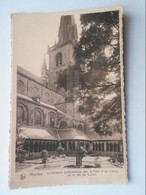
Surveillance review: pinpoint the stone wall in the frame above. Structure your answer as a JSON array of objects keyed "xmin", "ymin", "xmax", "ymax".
[{"xmin": 17, "ymin": 73, "xmax": 64, "ymax": 105}]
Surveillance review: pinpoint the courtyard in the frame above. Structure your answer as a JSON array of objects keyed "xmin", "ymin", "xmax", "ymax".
[{"xmin": 16, "ymin": 155, "xmax": 123, "ymax": 172}]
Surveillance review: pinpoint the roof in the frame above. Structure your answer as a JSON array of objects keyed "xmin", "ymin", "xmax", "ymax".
[
  {"xmin": 58, "ymin": 128, "xmax": 90, "ymax": 141},
  {"xmin": 19, "ymin": 127, "xmax": 58, "ymax": 141},
  {"xmin": 86, "ymin": 131, "xmax": 122, "ymax": 141},
  {"xmin": 42, "ymin": 58, "xmax": 47, "ymax": 70},
  {"xmin": 17, "ymin": 65, "xmax": 64, "ymax": 96}
]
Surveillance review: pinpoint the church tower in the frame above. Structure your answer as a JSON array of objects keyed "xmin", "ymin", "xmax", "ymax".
[{"xmin": 47, "ymin": 15, "xmax": 78, "ymax": 87}]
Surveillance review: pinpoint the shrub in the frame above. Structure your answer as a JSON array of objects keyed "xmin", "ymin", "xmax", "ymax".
[
  {"xmin": 41, "ymin": 150, "xmax": 48, "ymax": 164},
  {"xmin": 110, "ymin": 153, "xmax": 124, "ymax": 166},
  {"xmin": 16, "ymin": 148, "xmax": 27, "ymax": 163},
  {"xmin": 56, "ymin": 146, "xmax": 64, "ymax": 155}
]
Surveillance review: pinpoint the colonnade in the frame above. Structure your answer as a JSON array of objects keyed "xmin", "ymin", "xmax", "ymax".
[{"xmin": 24, "ymin": 139, "xmax": 123, "ymax": 153}]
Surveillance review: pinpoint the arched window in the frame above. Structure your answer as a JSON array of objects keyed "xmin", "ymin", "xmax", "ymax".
[
  {"xmin": 56, "ymin": 52, "xmax": 62, "ymax": 66},
  {"xmin": 35, "ymin": 110, "xmax": 41, "ymax": 125},
  {"xmin": 17, "ymin": 106, "xmax": 25, "ymax": 123},
  {"xmin": 34, "ymin": 108, "xmax": 44, "ymax": 126},
  {"xmin": 17, "ymin": 80, "xmax": 25, "ymax": 94},
  {"xmin": 59, "ymin": 120, "xmax": 68, "ymax": 129},
  {"xmin": 50, "ymin": 114, "xmax": 55, "ymax": 128},
  {"xmin": 17, "ymin": 103, "xmax": 28, "ymax": 124}
]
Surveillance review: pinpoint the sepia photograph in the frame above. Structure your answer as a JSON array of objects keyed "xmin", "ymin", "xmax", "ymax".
[{"xmin": 10, "ymin": 7, "xmax": 128, "ymax": 188}]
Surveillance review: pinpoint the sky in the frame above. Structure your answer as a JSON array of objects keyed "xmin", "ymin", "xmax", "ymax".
[{"xmin": 12, "ymin": 13, "xmax": 81, "ymax": 77}]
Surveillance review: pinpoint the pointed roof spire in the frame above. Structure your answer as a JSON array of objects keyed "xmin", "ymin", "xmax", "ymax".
[
  {"xmin": 42, "ymin": 58, "xmax": 47, "ymax": 70},
  {"xmin": 58, "ymin": 15, "xmax": 78, "ymax": 46}
]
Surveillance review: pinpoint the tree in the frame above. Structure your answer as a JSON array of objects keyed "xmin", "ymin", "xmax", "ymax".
[
  {"xmin": 57, "ymin": 11, "xmax": 122, "ymax": 135},
  {"xmin": 16, "ymin": 123, "xmax": 27, "ymax": 162},
  {"xmin": 41, "ymin": 149, "xmax": 48, "ymax": 166}
]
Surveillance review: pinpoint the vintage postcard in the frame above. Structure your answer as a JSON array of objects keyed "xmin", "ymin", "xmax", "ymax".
[{"xmin": 10, "ymin": 7, "xmax": 128, "ymax": 188}]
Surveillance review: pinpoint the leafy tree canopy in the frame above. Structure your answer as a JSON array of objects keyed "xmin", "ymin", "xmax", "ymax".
[{"xmin": 57, "ymin": 11, "xmax": 122, "ymax": 135}]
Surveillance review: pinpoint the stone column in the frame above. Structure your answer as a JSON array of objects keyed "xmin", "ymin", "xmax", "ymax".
[
  {"xmin": 104, "ymin": 142, "xmax": 106, "ymax": 152},
  {"xmin": 75, "ymin": 141, "xmax": 78, "ymax": 151},
  {"xmin": 120, "ymin": 143, "xmax": 123, "ymax": 152},
  {"xmin": 89, "ymin": 142, "xmax": 93, "ymax": 152},
  {"xmin": 66, "ymin": 141, "xmax": 69, "ymax": 151}
]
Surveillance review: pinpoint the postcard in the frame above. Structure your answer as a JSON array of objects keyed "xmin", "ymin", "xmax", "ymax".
[{"xmin": 10, "ymin": 7, "xmax": 128, "ymax": 188}]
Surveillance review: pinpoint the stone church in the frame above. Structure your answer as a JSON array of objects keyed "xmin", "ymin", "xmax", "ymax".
[{"xmin": 17, "ymin": 15, "xmax": 123, "ymax": 156}]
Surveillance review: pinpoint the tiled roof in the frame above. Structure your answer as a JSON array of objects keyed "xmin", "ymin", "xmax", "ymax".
[
  {"xmin": 19, "ymin": 126, "xmax": 122, "ymax": 142},
  {"xmin": 19, "ymin": 127, "xmax": 58, "ymax": 141}
]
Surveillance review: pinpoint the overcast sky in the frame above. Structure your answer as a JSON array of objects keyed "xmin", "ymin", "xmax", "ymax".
[{"xmin": 12, "ymin": 13, "xmax": 81, "ymax": 77}]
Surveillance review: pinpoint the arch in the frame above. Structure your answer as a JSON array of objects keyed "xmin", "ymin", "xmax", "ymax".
[
  {"xmin": 102, "ymin": 143, "xmax": 104, "ymax": 151},
  {"xmin": 114, "ymin": 143, "xmax": 117, "ymax": 152},
  {"xmin": 39, "ymin": 142, "xmax": 42, "ymax": 152},
  {"xmin": 33, "ymin": 108, "xmax": 44, "ymax": 127},
  {"xmin": 34, "ymin": 142, "xmax": 38, "ymax": 152},
  {"xmin": 99, "ymin": 143, "xmax": 101, "ymax": 151},
  {"xmin": 42, "ymin": 142, "xmax": 46, "ymax": 150},
  {"xmin": 53, "ymin": 143, "xmax": 56, "ymax": 151},
  {"xmin": 17, "ymin": 80, "xmax": 25, "ymax": 94},
  {"xmin": 86, "ymin": 143, "xmax": 89, "ymax": 151},
  {"xmin": 117, "ymin": 143, "xmax": 120, "ymax": 152},
  {"xmin": 69, "ymin": 141, "xmax": 74, "ymax": 151},
  {"xmin": 93, "ymin": 143, "xmax": 95, "ymax": 151},
  {"xmin": 110, "ymin": 143, "xmax": 113, "ymax": 151},
  {"xmin": 64, "ymin": 142, "xmax": 67, "ymax": 151},
  {"xmin": 106, "ymin": 143, "xmax": 109, "ymax": 151},
  {"xmin": 49, "ymin": 113, "xmax": 56, "ymax": 128},
  {"xmin": 96, "ymin": 143, "xmax": 98, "ymax": 151},
  {"xmin": 56, "ymin": 52, "xmax": 62, "ymax": 66},
  {"xmin": 30, "ymin": 141, "xmax": 33, "ymax": 153},
  {"xmin": 17, "ymin": 103, "xmax": 28, "ymax": 124},
  {"xmin": 47, "ymin": 142, "xmax": 50, "ymax": 151},
  {"xmin": 59, "ymin": 120, "xmax": 68, "ymax": 129},
  {"xmin": 50, "ymin": 143, "xmax": 52, "ymax": 151},
  {"xmin": 77, "ymin": 124, "xmax": 83, "ymax": 131}
]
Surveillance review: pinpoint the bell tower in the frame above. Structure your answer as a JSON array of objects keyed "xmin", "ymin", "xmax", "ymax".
[{"xmin": 48, "ymin": 15, "xmax": 78, "ymax": 87}]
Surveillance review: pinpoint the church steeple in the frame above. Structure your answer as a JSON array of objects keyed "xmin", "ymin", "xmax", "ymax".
[
  {"xmin": 57, "ymin": 15, "xmax": 78, "ymax": 46},
  {"xmin": 41, "ymin": 58, "xmax": 49, "ymax": 85}
]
